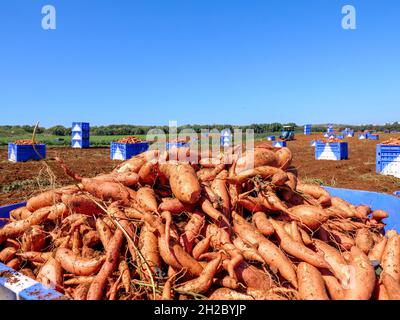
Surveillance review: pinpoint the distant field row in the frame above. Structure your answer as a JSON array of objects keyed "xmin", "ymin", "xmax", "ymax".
[{"xmin": 0, "ymin": 133, "xmax": 280, "ymax": 146}]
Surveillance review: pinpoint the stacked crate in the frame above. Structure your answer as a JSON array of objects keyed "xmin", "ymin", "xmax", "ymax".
[
  {"xmin": 220, "ymin": 130, "xmax": 232, "ymax": 147},
  {"xmin": 71, "ymin": 122, "xmax": 90, "ymax": 148},
  {"xmin": 327, "ymin": 125, "xmax": 334, "ymax": 134},
  {"xmin": 267, "ymin": 136, "xmax": 275, "ymax": 141},
  {"xmin": 304, "ymin": 124, "xmax": 311, "ymax": 135},
  {"xmin": 376, "ymin": 144, "xmax": 400, "ymax": 178}
]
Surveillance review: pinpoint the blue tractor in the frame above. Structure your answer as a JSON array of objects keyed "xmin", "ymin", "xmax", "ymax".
[{"xmin": 280, "ymin": 126, "xmax": 295, "ymax": 141}]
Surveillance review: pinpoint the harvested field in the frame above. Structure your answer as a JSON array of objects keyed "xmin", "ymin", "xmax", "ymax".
[{"xmin": 0, "ymin": 133, "xmax": 399, "ymax": 206}]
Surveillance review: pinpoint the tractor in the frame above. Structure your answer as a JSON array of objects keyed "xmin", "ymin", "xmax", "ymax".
[{"xmin": 280, "ymin": 125, "xmax": 295, "ymax": 141}]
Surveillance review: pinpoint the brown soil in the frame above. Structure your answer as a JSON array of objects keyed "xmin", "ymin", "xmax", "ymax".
[{"xmin": 0, "ymin": 134, "xmax": 399, "ymax": 206}]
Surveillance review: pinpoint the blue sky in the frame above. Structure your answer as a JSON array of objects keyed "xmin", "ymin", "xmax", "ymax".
[{"xmin": 0, "ymin": 0, "xmax": 399, "ymax": 127}]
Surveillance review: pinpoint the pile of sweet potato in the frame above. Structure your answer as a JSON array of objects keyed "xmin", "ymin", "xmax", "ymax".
[
  {"xmin": 116, "ymin": 136, "xmax": 144, "ymax": 144},
  {"xmin": 0, "ymin": 146, "xmax": 399, "ymax": 300},
  {"xmin": 12, "ymin": 140, "xmax": 42, "ymax": 145},
  {"xmin": 382, "ymin": 138, "xmax": 400, "ymax": 145}
]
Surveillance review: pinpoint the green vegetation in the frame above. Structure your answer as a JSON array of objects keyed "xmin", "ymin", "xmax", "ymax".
[{"xmin": 1, "ymin": 121, "xmax": 399, "ymax": 147}]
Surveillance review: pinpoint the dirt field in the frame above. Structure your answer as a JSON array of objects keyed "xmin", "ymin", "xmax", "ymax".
[{"xmin": 0, "ymin": 133, "xmax": 399, "ymax": 206}]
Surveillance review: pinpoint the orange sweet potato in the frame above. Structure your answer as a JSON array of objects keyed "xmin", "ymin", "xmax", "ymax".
[
  {"xmin": 297, "ymin": 262, "xmax": 329, "ymax": 300},
  {"xmin": 55, "ymin": 248, "xmax": 105, "ymax": 276}
]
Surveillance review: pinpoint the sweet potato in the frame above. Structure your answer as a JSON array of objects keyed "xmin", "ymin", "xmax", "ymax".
[
  {"xmin": 208, "ymin": 288, "xmax": 254, "ymax": 300},
  {"xmin": 330, "ymin": 197, "xmax": 357, "ymax": 218},
  {"xmin": 37, "ymin": 257, "xmax": 63, "ymax": 290},
  {"xmin": 176, "ymin": 254, "xmax": 222, "ymax": 294},
  {"xmin": 211, "ymin": 170, "xmax": 230, "ymax": 217},
  {"xmin": 55, "ymin": 248, "xmax": 105, "ymax": 276},
  {"xmin": 381, "ymin": 272, "xmax": 400, "ymax": 300},
  {"xmin": 372, "ymin": 209, "xmax": 389, "ymax": 221},
  {"xmin": 288, "ymin": 205, "xmax": 329, "ymax": 231},
  {"xmin": 343, "ymin": 246, "xmax": 375, "ymax": 300},
  {"xmin": 192, "ymin": 236, "xmax": 211, "ymax": 260},
  {"xmin": 381, "ymin": 235, "xmax": 400, "ymax": 282},
  {"xmin": 96, "ymin": 218, "xmax": 113, "ymax": 248},
  {"xmin": 275, "ymin": 147, "xmax": 292, "ymax": 170},
  {"xmin": 299, "ymin": 228, "xmax": 313, "ymax": 245},
  {"xmin": 197, "ymin": 164, "xmax": 225, "ymax": 182},
  {"xmin": 62, "ymin": 194, "xmax": 103, "ymax": 216},
  {"xmin": 158, "ymin": 198, "xmax": 192, "ymax": 214},
  {"xmin": 81, "ymin": 179, "xmax": 130, "ymax": 203},
  {"xmin": 232, "ymin": 237, "xmax": 264, "ymax": 263},
  {"xmin": 17, "ymin": 251, "xmax": 52, "ymax": 263},
  {"xmin": 87, "ymin": 228, "xmax": 124, "ymax": 300},
  {"xmin": 231, "ymin": 261, "xmax": 273, "ymax": 291},
  {"xmin": 73, "ymin": 284, "xmax": 89, "ymax": 300},
  {"xmin": 136, "ymin": 187, "xmax": 158, "ymax": 212},
  {"xmin": 355, "ymin": 205, "xmax": 371, "ymax": 220},
  {"xmin": 368, "ymin": 237, "xmax": 388, "ymax": 265},
  {"xmin": 375, "ymin": 282, "xmax": 390, "ymax": 300},
  {"xmin": 64, "ymin": 276, "xmax": 96, "ymax": 285},
  {"xmin": 27, "ymin": 190, "xmax": 62, "ymax": 212},
  {"xmin": 229, "ymin": 166, "xmax": 288, "ymax": 186},
  {"xmin": 119, "ymin": 260, "xmax": 131, "ymax": 293},
  {"xmin": 296, "ymin": 182, "xmax": 331, "ymax": 207},
  {"xmin": 180, "ymin": 211, "xmax": 205, "ymax": 253},
  {"xmin": 269, "ymin": 219, "xmax": 329, "ymax": 269},
  {"xmin": 320, "ymin": 269, "xmax": 344, "ymax": 300},
  {"xmin": 252, "ymin": 212, "xmax": 274, "ymax": 236},
  {"xmin": 313, "ymin": 239, "xmax": 349, "ymax": 283},
  {"xmin": 168, "ymin": 164, "xmax": 201, "ymax": 204},
  {"xmin": 289, "ymin": 221, "xmax": 303, "ymax": 244},
  {"xmin": 139, "ymin": 224, "xmax": 162, "ymax": 276},
  {"xmin": 355, "ymin": 228, "xmax": 374, "ymax": 254},
  {"xmin": 297, "ymin": 262, "xmax": 329, "ymax": 300},
  {"xmin": 0, "ymin": 247, "xmax": 16, "ymax": 263},
  {"xmin": 234, "ymin": 147, "xmax": 278, "ymax": 173},
  {"xmin": 327, "ymin": 229, "xmax": 355, "ymax": 251},
  {"xmin": 21, "ymin": 225, "xmax": 47, "ymax": 252}
]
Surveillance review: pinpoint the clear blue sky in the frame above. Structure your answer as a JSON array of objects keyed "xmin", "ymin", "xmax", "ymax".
[{"xmin": 0, "ymin": 0, "xmax": 399, "ymax": 127}]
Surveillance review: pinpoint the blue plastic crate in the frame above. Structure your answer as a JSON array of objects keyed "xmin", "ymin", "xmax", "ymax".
[
  {"xmin": 71, "ymin": 139, "xmax": 90, "ymax": 149},
  {"xmin": 315, "ymin": 142, "xmax": 348, "ymax": 160},
  {"xmin": 267, "ymin": 136, "xmax": 275, "ymax": 141},
  {"xmin": 376, "ymin": 144, "xmax": 400, "ymax": 178},
  {"xmin": 111, "ymin": 141, "xmax": 150, "ymax": 160},
  {"xmin": 323, "ymin": 133, "xmax": 329, "ymax": 138},
  {"xmin": 273, "ymin": 141, "xmax": 287, "ymax": 148},
  {"xmin": 346, "ymin": 132, "xmax": 355, "ymax": 137},
  {"xmin": 324, "ymin": 187, "xmax": 400, "ymax": 232},
  {"xmin": 8, "ymin": 143, "xmax": 46, "ymax": 162},
  {"xmin": 303, "ymin": 130, "xmax": 311, "ymax": 135},
  {"xmin": 72, "ymin": 122, "xmax": 90, "ymax": 132},
  {"xmin": 369, "ymin": 134, "xmax": 379, "ymax": 140},
  {"xmin": 0, "ymin": 202, "xmax": 66, "ymax": 300},
  {"xmin": 358, "ymin": 133, "xmax": 368, "ymax": 140},
  {"xmin": 327, "ymin": 127, "xmax": 334, "ymax": 133},
  {"xmin": 394, "ymin": 191, "xmax": 400, "ymax": 197},
  {"xmin": 336, "ymin": 134, "xmax": 344, "ymax": 140},
  {"xmin": 166, "ymin": 141, "xmax": 190, "ymax": 150}
]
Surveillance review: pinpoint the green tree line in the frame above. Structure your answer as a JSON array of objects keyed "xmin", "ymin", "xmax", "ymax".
[{"xmin": 1, "ymin": 122, "xmax": 399, "ymax": 137}]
